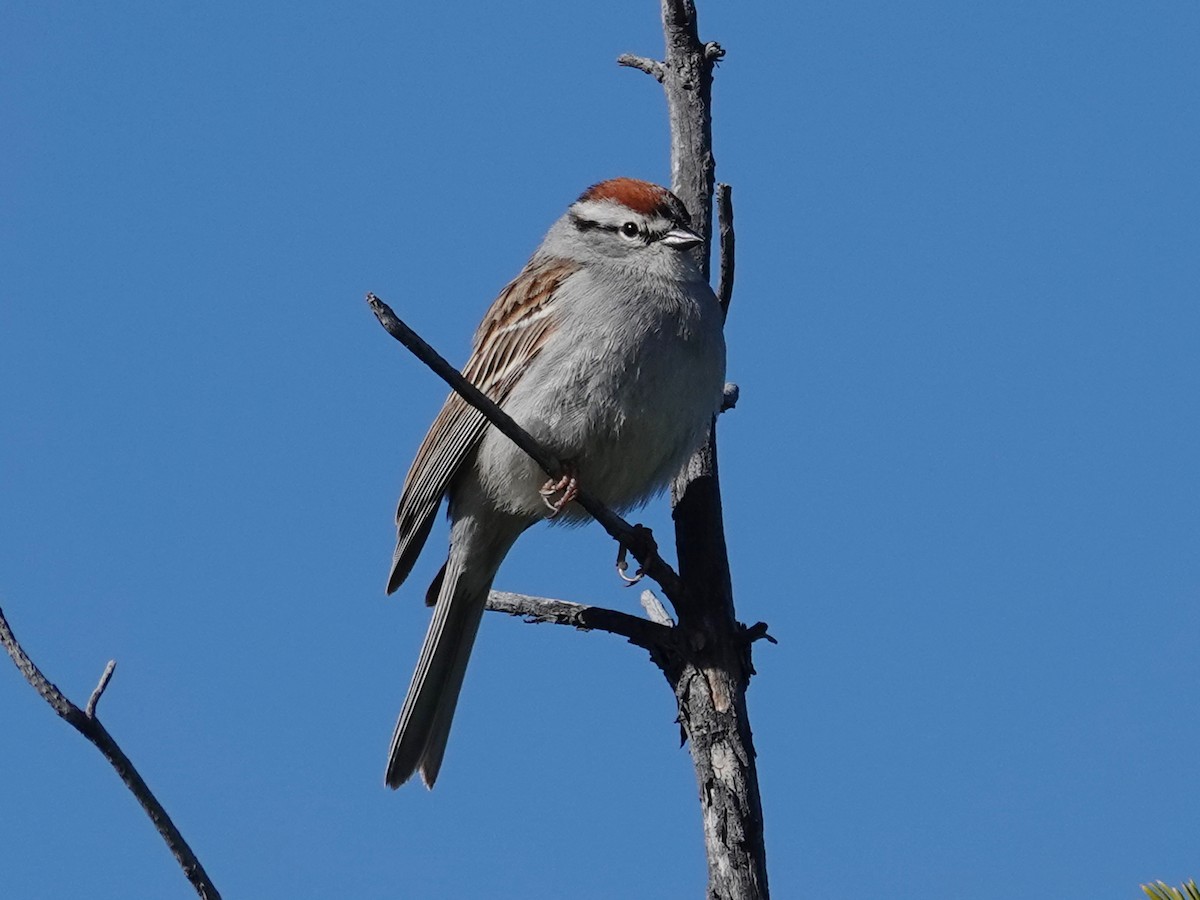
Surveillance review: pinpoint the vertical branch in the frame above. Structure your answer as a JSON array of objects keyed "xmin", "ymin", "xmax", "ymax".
[
  {"xmin": 655, "ymin": 0, "xmax": 734, "ymax": 620},
  {"xmin": 624, "ymin": 4, "xmax": 770, "ymax": 899},
  {"xmin": 715, "ymin": 183, "xmax": 735, "ymax": 316},
  {"xmin": 659, "ymin": 0, "xmax": 720, "ymax": 275}
]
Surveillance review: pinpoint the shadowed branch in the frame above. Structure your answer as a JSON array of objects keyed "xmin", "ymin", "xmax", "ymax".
[{"xmin": 715, "ymin": 183, "xmax": 735, "ymax": 314}]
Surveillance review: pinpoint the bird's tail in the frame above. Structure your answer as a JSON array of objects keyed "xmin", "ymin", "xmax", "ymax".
[{"xmin": 385, "ymin": 517, "xmax": 516, "ymax": 789}]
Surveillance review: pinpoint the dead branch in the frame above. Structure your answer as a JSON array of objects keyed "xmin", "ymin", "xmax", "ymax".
[
  {"xmin": 486, "ymin": 591, "xmax": 676, "ymax": 652},
  {"xmin": 366, "ymin": 292, "xmax": 687, "ymax": 605},
  {"xmin": 85, "ymin": 659, "xmax": 116, "ymax": 719},
  {"xmin": 617, "ymin": 53, "xmax": 666, "ymax": 81},
  {"xmin": 715, "ymin": 182, "xmax": 736, "ymax": 315},
  {"xmin": 626, "ymin": 2, "xmax": 770, "ymax": 897},
  {"xmin": 0, "ymin": 605, "xmax": 221, "ymax": 900}
]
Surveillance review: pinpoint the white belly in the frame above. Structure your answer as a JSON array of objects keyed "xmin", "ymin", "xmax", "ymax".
[{"xmin": 474, "ymin": 277, "xmax": 725, "ymax": 520}]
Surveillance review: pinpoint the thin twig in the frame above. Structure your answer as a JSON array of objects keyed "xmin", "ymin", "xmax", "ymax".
[
  {"xmin": 367, "ymin": 292, "xmax": 687, "ymax": 605},
  {"xmin": 617, "ymin": 53, "xmax": 666, "ymax": 81},
  {"xmin": 715, "ymin": 183, "xmax": 735, "ymax": 315},
  {"xmin": 85, "ymin": 659, "xmax": 116, "ymax": 719},
  {"xmin": 486, "ymin": 591, "xmax": 676, "ymax": 652},
  {"xmin": 0, "ymin": 605, "xmax": 222, "ymax": 900}
]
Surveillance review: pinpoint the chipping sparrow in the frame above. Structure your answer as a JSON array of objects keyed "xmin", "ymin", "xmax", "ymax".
[{"xmin": 385, "ymin": 178, "xmax": 727, "ymax": 788}]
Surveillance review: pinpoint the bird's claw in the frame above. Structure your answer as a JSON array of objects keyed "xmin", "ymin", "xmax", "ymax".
[
  {"xmin": 616, "ymin": 543, "xmax": 646, "ymax": 585},
  {"xmin": 539, "ymin": 465, "xmax": 578, "ymax": 518}
]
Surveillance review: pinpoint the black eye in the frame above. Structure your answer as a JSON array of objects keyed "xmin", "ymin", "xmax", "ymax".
[{"xmin": 620, "ymin": 221, "xmax": 640, "ymax": 238}]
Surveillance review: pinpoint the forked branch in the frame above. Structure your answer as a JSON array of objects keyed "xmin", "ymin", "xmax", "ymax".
[{"xmin": 0, "ymin": 605, "xmax": 221, "ymax": 900}]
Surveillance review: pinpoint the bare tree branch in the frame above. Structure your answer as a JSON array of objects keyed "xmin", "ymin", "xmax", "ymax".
[
  {"xmin": 486, "ymin": 591, "xmax": 676, "ymax": 652},
  {"xmin": 0, "ymin": 605, "xmax": 222, "ymax": 900},
  {"xmin": 617, "ymin": 53, "xmax": 666, "ymax": 81},
  {"xmin": 713, "ymin": 185, "xmax": 737, "ymax": 424},
  {"xmin": 85, "ymin": 659, "xmax": 116, "ymax": 719},
  {"xmin": 659, "ymin": 0, "xmax": 719, "ymax": 265},
  {"xmin": 631, "ymin": 2, "xmax": 772, "ymax": 897},
  {"xmin": 366, "ymin": 292, "xmax": 686, "ymax": 604},
  {"xmin": 715, "ymin": 182, "xmax": 735, "ymax": 315}
]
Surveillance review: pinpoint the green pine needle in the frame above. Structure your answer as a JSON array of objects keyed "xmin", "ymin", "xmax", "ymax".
[{"xmin": 1141, "ymin": 880, "xmax": 1200, "ymax": 900}]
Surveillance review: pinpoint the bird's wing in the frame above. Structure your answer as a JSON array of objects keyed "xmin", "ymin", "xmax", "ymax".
[{"xmin": 386, "ymin": 259, "xmax": 578, "ymax": 594}]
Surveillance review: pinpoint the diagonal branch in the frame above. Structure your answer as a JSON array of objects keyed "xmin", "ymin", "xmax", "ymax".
[
  {"xmin": 367, "ymin": 292, "xmax": 686, "ymax": 605},
  {"xmin": 0, "ymin": 605, "xmax": 221, "ymax": 900}
]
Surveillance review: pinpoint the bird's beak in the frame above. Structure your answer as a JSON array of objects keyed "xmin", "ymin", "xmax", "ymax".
[{"xmin": 660, "ymin": 226, "xmax": 703, "ymax": 250}]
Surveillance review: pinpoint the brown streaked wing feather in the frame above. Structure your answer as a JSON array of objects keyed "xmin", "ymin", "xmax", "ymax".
[{"xmin": 386, "ymin": 259, "xmax": 579, "ymax": 594}]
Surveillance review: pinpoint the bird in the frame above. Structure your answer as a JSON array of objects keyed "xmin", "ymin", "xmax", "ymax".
[{"xmin": 385, "ymin": 177, "xmax": 727, "ymax": 788}]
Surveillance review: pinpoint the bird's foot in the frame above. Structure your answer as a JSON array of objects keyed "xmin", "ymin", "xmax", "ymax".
[
  {"xmin": 539, "ymin": 463, "xmax": 579, "ymax": 518},
  {"xmin": 616, "ymin": 525, "xmax": 656, "ymax": 585}
]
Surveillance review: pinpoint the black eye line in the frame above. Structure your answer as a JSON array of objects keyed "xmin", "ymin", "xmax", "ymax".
[
  {"xmin": 570, "ymin": 212, "xmax": 616, "ymax": 234},
  {"xmin": 571, "ymin": 213, "xmax": 654, "ymax": 244}
]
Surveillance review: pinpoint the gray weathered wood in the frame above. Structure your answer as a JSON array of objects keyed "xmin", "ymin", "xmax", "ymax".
[
  {"xmin": 624, "ymin": 2, "xmax": 770, "ymax": 897},
  {"xmin": 486, "ymin": 591, "xmax": 676, "ymax": 652},
  {"xmin": 0, "ymin": 606, "xmax": 222, "ymax": 900}
]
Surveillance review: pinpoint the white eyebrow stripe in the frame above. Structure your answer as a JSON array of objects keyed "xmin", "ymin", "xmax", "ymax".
[
  {"xmin": 570, "ymin": 199, "xmax": 630, "ymax": 222},
  {"xmin": 569, "ymin": 199, "xmax": 669, "ymax": 227}
]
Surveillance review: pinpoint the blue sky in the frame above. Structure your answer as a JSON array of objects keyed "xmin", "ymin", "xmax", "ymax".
[{"xmin": 2, "ymin": 2, "xmax": 1198, "ymax": 897}]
